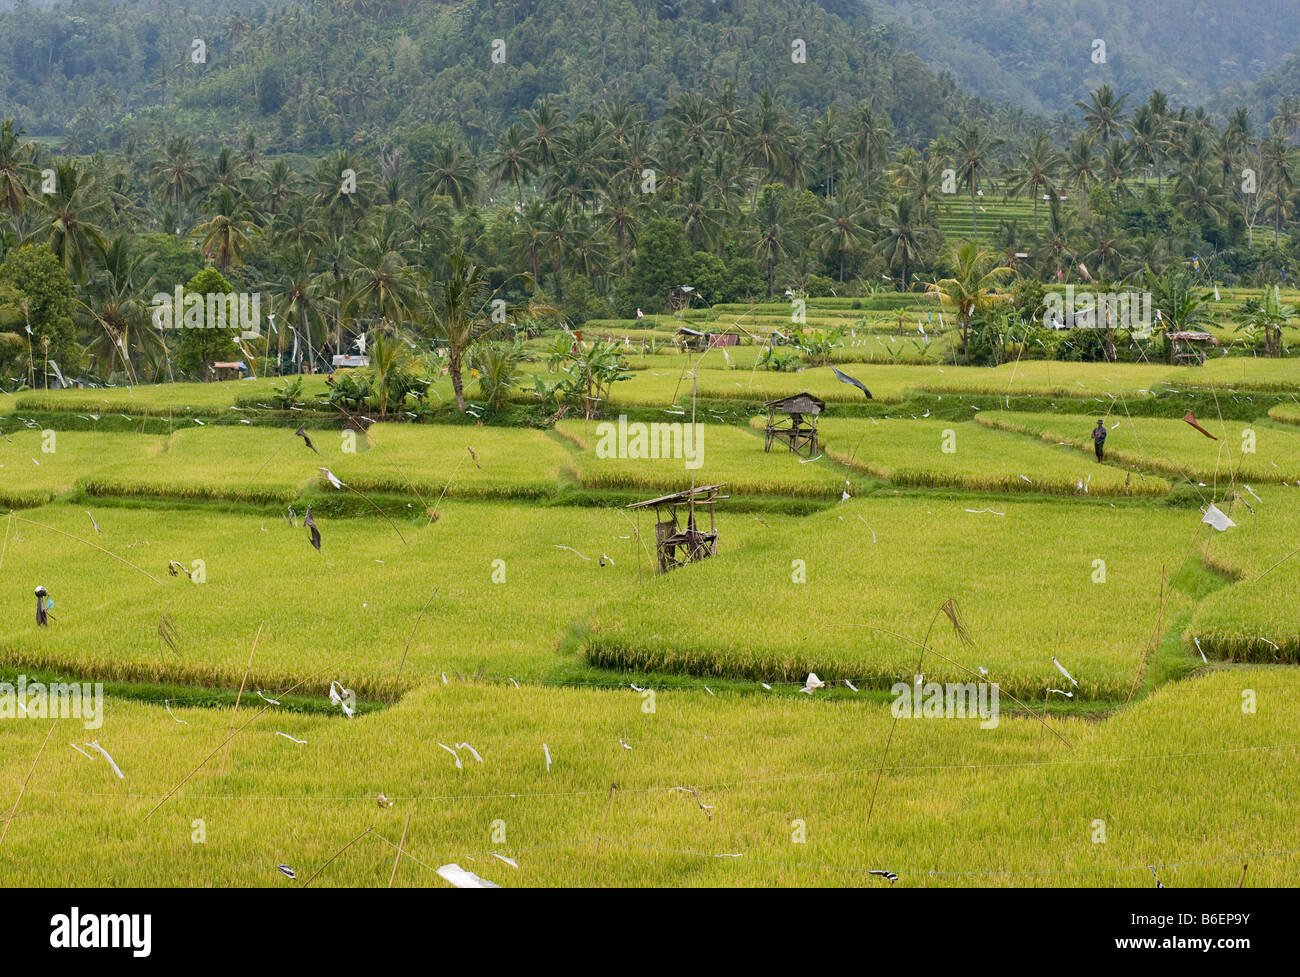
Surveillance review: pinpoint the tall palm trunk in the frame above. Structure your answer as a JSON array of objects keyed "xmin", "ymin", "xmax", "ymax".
[{"xmin": 449, "ymin": 350, "xmax": 466, "ymax": 411}]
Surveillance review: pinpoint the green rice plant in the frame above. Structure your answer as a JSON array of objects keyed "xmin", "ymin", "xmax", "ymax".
[
  {"xmin": 1268, "ymin": 403, "xmax": 1300, "ymax": 426},
  {"xmin": 14, "ymin": 377, "xmax": 332, "ymax": 417},
  {"xmin": 0, "ymin": 428, "xmax": 165, "ymax": 507},
  {"xmin": 975, "ymin": 410, "xmax": 1300, "ymax": 484},
  {"xmin": 78, "ymin": 427, "xmax": 316, "ymax": 503},
  {"xmin": 555, "ymin": 420, "xmax": 845, "ymax": 498},
  {"xmin": 583, "ymin": 496, "xmax": 1196, "ymax": 700},
  {"xmin": 0, "ymin": 501, "xmax": 654, "ymax": 697},
  {"xmin": 811, "ymin": 417, "xmax": 1168, "ymax": 496},
  {"xmin": 3, "ymin": 670, "xmax": 1298, "ymax": 886},
  {"xmin": 912, "ymin": 361, "xmax": 1176, "ymax": 398},
  {"xmin": 329, "ymin": 423, "xmax": 570, "ymax": 499},
  {"xmin": 1191, "ymin": 356, "xmax": 1300, "ymax": 393},
  {"xmin": 1191, "ymin": 486, "xmax": 1300, "ymax": 663}
]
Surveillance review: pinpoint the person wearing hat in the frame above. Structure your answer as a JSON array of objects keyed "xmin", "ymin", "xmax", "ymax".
[
  {"xmin": 1092, "ymin": 419, "xmax": 1108, "ymax": 462},
  {"xmin": 35, "ymin": 585, "xmax": 50, "ymax": 626}
]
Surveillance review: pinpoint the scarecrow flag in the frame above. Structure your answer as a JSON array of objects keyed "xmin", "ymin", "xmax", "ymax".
[{"xmin": 1182, "ymin": 412, "xmax": 1218, "ymax": 440}]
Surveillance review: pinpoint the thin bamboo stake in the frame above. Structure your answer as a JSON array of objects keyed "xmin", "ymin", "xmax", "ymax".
[
  {"xmin": 222, "ymin": 622, "xmax": 264, "ymax": 773},
  {"xmin": 1, "ymin": 720, "xmax": 57, "ymax": 845},
  {"xmin": 301, "ymin": 825, "xmax": 374, "ymax": 887},
  {"xmin": 389, "ymin": 813, "xmax": 412, "ymax": 888}
]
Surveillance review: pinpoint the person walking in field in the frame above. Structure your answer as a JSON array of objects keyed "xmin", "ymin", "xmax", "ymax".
[{"xmin": 1092, "ymin": 419, "xmax": 1108, "ymax": 462}]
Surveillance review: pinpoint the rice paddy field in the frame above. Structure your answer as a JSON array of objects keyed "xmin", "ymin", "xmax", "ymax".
[
  {"xmin": 3, "ymin": 350, "xmax": 1299, "ymax": 889},
  {"xmin": 976, "ymin": 411, "xmax": 1300, "ymax": 484},
  {"xmin": 812, "ymin": 416, "xmax": 1169, "ymax": 496}
]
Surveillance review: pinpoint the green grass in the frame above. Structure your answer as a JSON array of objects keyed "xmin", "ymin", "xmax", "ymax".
[
  {"xmin": 976, "ymin": 410, "xmax": 1300, "ymax": 484},
  {"xmin": 812, "ymin": 417, "xmax": 1169, "ymax": 496}
]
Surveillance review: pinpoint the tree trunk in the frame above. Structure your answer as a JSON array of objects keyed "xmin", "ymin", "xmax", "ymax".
[{"xmin": 450, "ymin": 350, "xmax": 466, "ymax": 411}]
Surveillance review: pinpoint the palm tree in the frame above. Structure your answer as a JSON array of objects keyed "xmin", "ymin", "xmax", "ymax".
[
  {"xmin": 1005, "ymin": 133, "xmax": 1062, "ymax": 232},
  {"xmin": 80, "ymin": 234, "xmax": 160, "ymax": 383},
  {"xmin": 259, "ymin": 159, "xmax": 297, "ymax": 216},
  {"xmin": 742, "ymin": 91, "xmax": 796, "ymax": 204},
  {"xmin": 1147, "ymin": 269, "xmax": 1214, "ymax": 341},
  {"xmin": 523, "ymin": 99, "xmax": 569, "ymax": 175},
  {"xmin": 149, "ymin": 136, "xmax": 200, "ymax": 233},
  {"xmin": 367, "ymin": 328, "xmax": 405, "ymax": 417},
  {"xmin": 892, "ymin": 149, "xmax": 944, "ymax": 221},
  {"xmin": 850, "ymin": 103, "xmax": 891, "ymax": 182},
  {"xmin": 1127, "ymin": 104, "xmax": 1161, "ymax": 186},
  {"xmin": 675, "ymin": 166, "xmax": 724, "ymax": 252},
  {"xmin": 0, "ymin": 119, "xmax": 36, "ymax": 224},
  {"xmin": 425, "ymin": 254, "xmax": 510, "ymax": 412},
  {"xmin": 923, "ymin": 241, "xmax": 1014, "ymax": 364},
  {"xmin": 810, "ymin": 107, "xmax": 847, "ymax": 198},
  {"xmin": 267, "ymin": 245, "xmax": 333, "ymax": 373},
  {"xmin": 491, "ymin": 124, "xmax": 534, "ymax": 207},
  {"xmin": 1037, "ymin": 206, "xmax": 1077, "ymax": 282},
  {"xmin": 424, "ymin": 143, "xmax": 480, "ymax": 210},
  {"xmin": 1065, "ymin": 133, "xmax": 1099, "ymax": 193},
  {"xmin": 343, "ymin": 248, "xmax": 419, "ymax": 346},
  {"xmin": 879, "ymin": 195, "xmax": 928, "ymax": 290},
  {"xmin": 36, "ymin": 160, "xmax": 108, "ymax": 282},
  {"xmin": 196, "ymin": 186, "xmax": 257, "ymax": 270},
  {"xmin": 1076, "ymin": 85, "xmax": 1130, "ymax": 145},
  {"xmin": 1261, "ymin": 135, "xmax": 1297, "ymax": 245},
  {"xmin": 1172, "ymin": 160, "xmax": 1227, "ymax": 226},
  {"xmin": 812, "ymin": 189, "xmax": 871, "ymax": 282},
  {"xmin": 1100, "ymin": 140, "xmax": 1133, "ymax": 199},
  {"xmin": 750, "ymin": 185, "xmax": 793, "ymax": 298},
  {"xmin": 953, "ymin": 125, "xmax": 1003, "ymax": 241},
  {"xmin": 1236, "ymin": 284, "xmax": 1293, "ymax": 357}
]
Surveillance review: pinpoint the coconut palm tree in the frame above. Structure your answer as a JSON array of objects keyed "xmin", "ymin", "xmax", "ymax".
[
  {"xmin": 424, "ymin": 143, "xmax": 480, "ymax": 210},
  {"xmin": 923, "ymin": 241, "xmax": 1014, "ymax": 364},
  {"xmin": 80, "ymin": 233, "xmax": 160, "ymax": 383},
  {"xmin": 879, "ymin": 195, "xmax": 929, "ymax": 290},
  {"xmin": 0, "ymin": 119, "xmax": 36, "ymax": 224},
  {"xmin": 426, "ymin": 253, "xmax": 519, "ymax": 412},
  {"xmin": 1076, "ymin": 85, "xmax": 1130, "ymax": 145},
  {"xmin": 750, "ymin": 185, "xmax": 794, "ymax": 298},
  {"xmin": 850, "ymin": 103, "xmax": 891, "ymax": 182},
  {"xmin": 196, "ymin": 186, "xmax": 257, "ymax": 270},
  {"xmin": 36, "ymin": 160, "xmax": 108, "ymax": 283},
  {"xmin": 952, "ymin": 125, "xmax": 1003, "ymax": 241},
  {"xmin": 491, "ymin": 124, "xmax": 534, "ymax": 207},
  {"xmin": 149, "ymin": 136, "xmax": 200, "ymax": 233},
  {"xmin": 812, "ymin": 189, "xmax": 871, "ymax": 282},
  {"xmin": 1005, "ymin": 133, "xmax": 1062, "ymax": 232}
]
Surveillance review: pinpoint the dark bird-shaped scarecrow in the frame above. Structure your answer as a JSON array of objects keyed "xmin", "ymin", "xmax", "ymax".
[
  {"xmin": 295, "ymin": 425, "xmax": 320, "ymax": 454},
  {"xmin": 304, "ymin": 506, "xmax": 321, "ymax": 551},
  {"xmin": 831, "ymin": 366, "xmax": 873, "ymax": 399}
]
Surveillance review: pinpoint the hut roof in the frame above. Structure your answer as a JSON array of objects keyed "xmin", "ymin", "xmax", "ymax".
[
  {"xmin": 764, "ymin": 392, "xmax": 826, "ymax": 414},
  {"xmin": 626, "ymin": 484, "xmax": 727, "ymax": 509}
]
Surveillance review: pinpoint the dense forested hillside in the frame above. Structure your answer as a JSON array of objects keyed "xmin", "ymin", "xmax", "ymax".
[
  {"xmin": 0, "ymin": 0, "xmax": 1014, "ymax": 153},
  {"xmin": 871, "ymin": 0, "xmax": 1300, "ymax": 116}
]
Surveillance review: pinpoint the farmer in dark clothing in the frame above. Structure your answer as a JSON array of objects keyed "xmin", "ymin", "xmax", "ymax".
[{"xmin": 1092, "ymin": 420, "xmax": 1107, "ymax": 462}]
